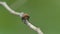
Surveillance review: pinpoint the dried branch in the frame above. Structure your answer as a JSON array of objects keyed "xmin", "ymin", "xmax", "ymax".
[{"xmin": 0, "ymin": 1, "xmax": 43, "ymax": 34}]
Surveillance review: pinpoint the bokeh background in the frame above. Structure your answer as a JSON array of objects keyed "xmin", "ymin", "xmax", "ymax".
[{"xmin": 0, "ymin": 0, "xmax": 60, "ymax": 34}]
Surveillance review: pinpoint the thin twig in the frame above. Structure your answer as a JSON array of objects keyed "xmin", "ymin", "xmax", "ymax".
[
  {"xmin": 0, "ymin": 1, "xmax": 24, "ymax": 17},
  {"xmin": 23, "ymin": 20, "xmax": 43, "ymax": 34},
  {"xmin": 0, "ymin": 1, "xmax": 43, "ymax": 34}
]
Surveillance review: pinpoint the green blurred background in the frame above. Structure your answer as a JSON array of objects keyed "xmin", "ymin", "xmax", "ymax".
[{"xmin": 0, "ymin": 0, "xmax": 60, "ymax": 34}]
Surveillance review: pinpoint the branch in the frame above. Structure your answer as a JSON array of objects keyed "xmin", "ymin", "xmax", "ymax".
[
  {"xmin": 0, "ymin": 1, "xmax": 43, "ymax": 34},
  {"xmin": 0, "ymin": 1, "xmax": 24, "ymax": 17},
  {"xmin": 23, "ymin": 20, "xmax": 43, "ymax": 34}
]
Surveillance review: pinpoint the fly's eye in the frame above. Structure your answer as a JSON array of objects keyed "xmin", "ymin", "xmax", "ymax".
[{"xmin": 22, "ymin": 14, "xmax": 30, "ymax": 20}]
